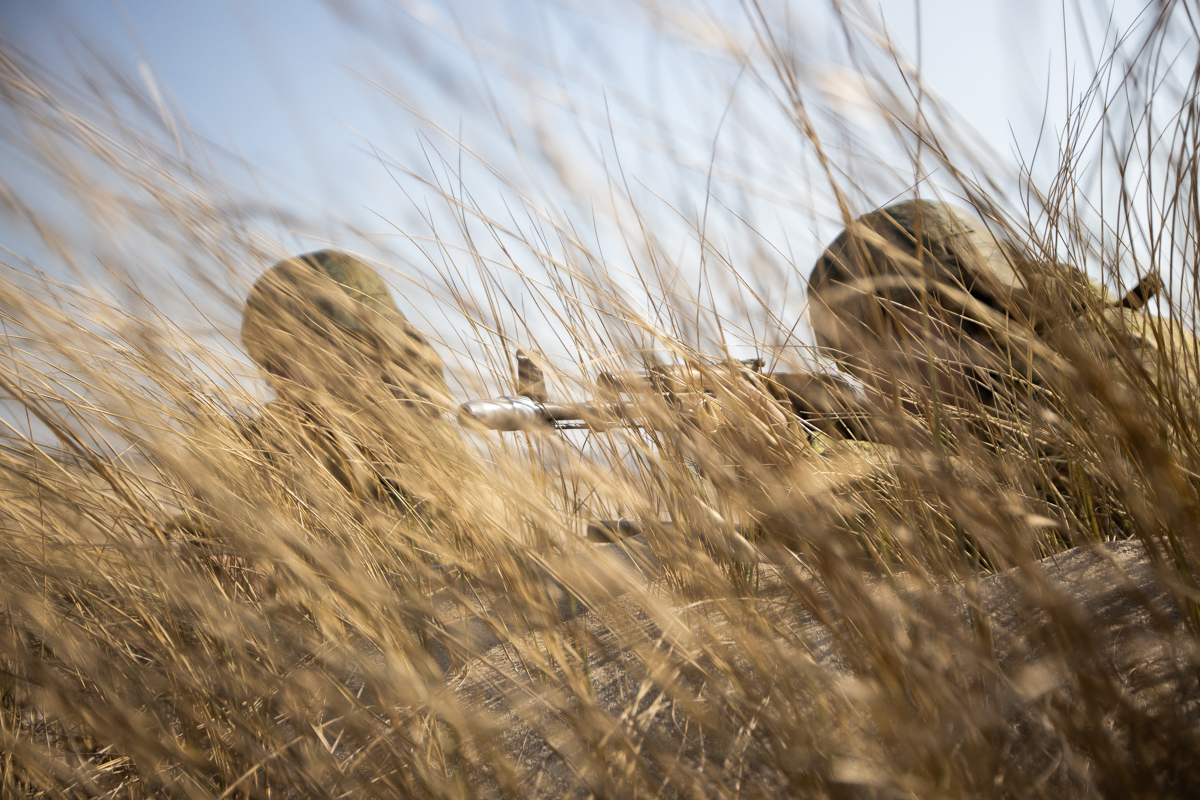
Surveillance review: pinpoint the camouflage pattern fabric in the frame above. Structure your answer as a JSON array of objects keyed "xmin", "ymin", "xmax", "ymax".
[
  {"xmin": 239, "ymin": 250, "xmax": 453, "ymax": 516},
  {"xmin": 809, "ymin": 201, "xmax": 1024, "ymax": 349},
  {"xmin": 807, "ymin": 200, "xmax": 1058, "ymax": 392},
  {"xmin": 1101, "ymin": 307, "xmax": 1200, "ymax": 391},
  {"xmin": 806, "ymin": 200, "xmax": 1193, "ymax": 398},
  {"xmin": 242, "ymin": 249, "xmax": 449, "ymax": 415},
  {"xmin": 804, "ymin": 200, "xmax": 1200, "ymax": 548}
]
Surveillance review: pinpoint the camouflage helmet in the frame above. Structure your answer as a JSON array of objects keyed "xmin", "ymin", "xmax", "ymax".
[
  {"xmin": 807, "ymin": 200, "xmax": 1049, "ymax": 384},
  {"xmin": 242, "ymin": 250, "xmax": 449, "ymax": 414}
]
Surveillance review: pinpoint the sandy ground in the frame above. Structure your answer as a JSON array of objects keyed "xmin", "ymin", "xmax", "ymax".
[{"xmin": 435, "ymin": 538, "xmax": 1197, "ymax": 797}]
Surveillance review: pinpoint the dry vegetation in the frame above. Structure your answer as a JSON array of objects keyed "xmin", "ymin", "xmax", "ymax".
[{"xmin": 2, "ymin": 0, "xmax": 1200, "ymax": 797}]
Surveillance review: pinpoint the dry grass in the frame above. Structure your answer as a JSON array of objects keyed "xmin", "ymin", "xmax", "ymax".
[{"xmin": 2, "ymin": 1, "xmax": 1200, "ymax": 797}]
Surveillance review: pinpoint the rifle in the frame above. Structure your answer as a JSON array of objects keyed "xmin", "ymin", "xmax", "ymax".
[
  {"xmin": 457, "ymin": 350, "xmax": 872, "ymax": 440},
  {"xmin": 455, "ymin": 351, "xmax": 873, "ymax": 544}
]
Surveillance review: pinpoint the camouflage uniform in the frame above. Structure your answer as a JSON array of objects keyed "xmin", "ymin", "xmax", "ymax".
[
  {"xmin": 242, "ymin": 249, "xmax": 448, "ymax": 415},
  {"xmin": 804, "ymin": 199, "xmax": 1195, "ymax": 546},
  {"xmin": 807, "ymin": 200, "xmax": 1189, "ymax": 411},
  {"xmin": 809, "ymin": 201, "xmax": 1064, "ymax": 406},
  {"xmin": 240, "ymin": 249, "xmax": 451, "ymax": 506},
  {"xmin": 168, "ymin": 251, "xmax": 459, "ymax": 598}
]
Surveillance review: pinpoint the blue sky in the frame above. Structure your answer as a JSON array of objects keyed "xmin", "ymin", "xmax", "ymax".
[
  {"xmin": 0, "ymin": 0, "xmax": 1164, "ymax": 376},
  {"xmin": 5, "ymin": 0, "xmax": 1142, "ymax": 228}
]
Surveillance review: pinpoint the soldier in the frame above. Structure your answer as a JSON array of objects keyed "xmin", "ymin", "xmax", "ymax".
[
  {"xmin": 805, "ymin": 200, "xmax": 1186, "ymax": 433},
  {"xmin": 808, "ymin": 201, "xmax": 1043, "ymax": 420},
  {"xmin": 801, "ymin": 199, "xmax": 1194, "ymax": 549},
  {"xmin": 219, "ymin": 248, "xmax": 450, "ymax": 490},
  {"xmin": 174, "ymin": 249, "xmax": 459, "ymax": 592},
  {"xmin": 242, "ymin": 250, "xmax": 448, "ymax": 415},
  {"xmin": 238, "ymin": 249, "xmax": 454, "ymax": 508}
]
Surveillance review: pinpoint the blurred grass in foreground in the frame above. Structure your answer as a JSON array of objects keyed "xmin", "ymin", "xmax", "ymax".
[{"xmin": 3, "ymin": 1, "xmax": 1200, "ymax": 797}]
